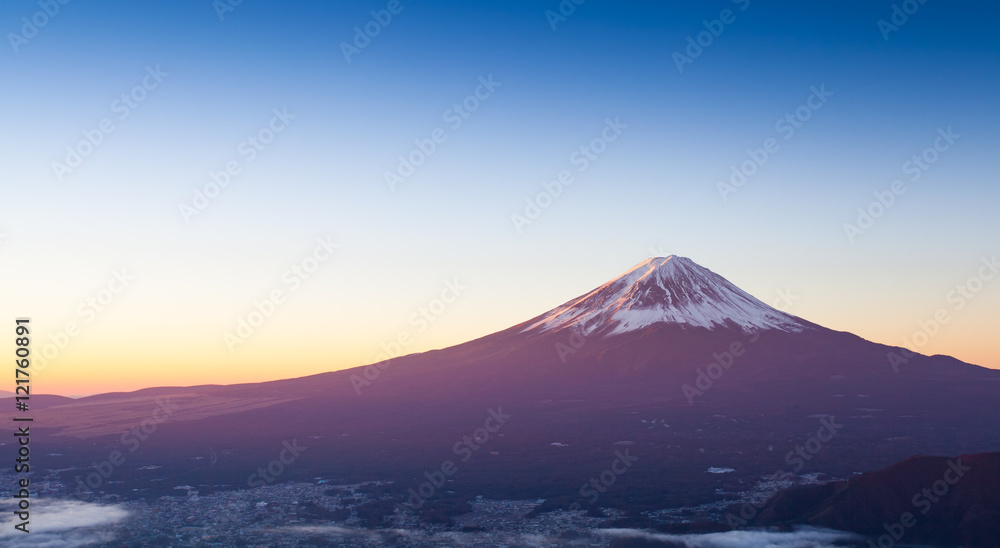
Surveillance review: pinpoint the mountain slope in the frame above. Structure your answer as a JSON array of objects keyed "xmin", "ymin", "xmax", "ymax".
[{"xmin": 754, "ymin": 452, "xmax": 1000, "ymax": 547}]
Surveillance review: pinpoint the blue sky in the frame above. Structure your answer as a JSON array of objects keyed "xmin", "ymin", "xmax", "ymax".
[{"xmin": 2, "ymin": 0, "xmax": 998, "ymax": 393}]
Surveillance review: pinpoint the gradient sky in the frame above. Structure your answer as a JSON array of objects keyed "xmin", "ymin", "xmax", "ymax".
[{"xmin": 1, "ymin": 0, "xmax": 998, "ymax": 396}]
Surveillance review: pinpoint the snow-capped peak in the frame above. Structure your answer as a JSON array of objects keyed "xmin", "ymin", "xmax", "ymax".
[{"xmin": 523, "ymin": 256, "xmax": 805, "ymax": 335}]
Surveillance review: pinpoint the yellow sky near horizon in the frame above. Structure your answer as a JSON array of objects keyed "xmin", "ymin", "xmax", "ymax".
[{"xmin": 17, "ymin": 252, "xmax": 1000, "ymax": 397}]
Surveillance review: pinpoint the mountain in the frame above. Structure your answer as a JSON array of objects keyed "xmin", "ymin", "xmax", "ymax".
[
  {"xmin": 0, "ymin": 393, "xmax": 75, "ymax": 409},
  {"xmin": 5, "ymin": 256, "xmax": 999, "ymax": 528},
  {"xmin": 754, "ymin": 452, "xmax": 1000, "ymax": 547},
  {"xmin": 523, "ymin": 256, "xmax": 806, "ymax": 335}
]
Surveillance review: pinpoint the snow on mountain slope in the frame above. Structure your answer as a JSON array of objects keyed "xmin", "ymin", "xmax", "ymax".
[{"xmin": 524, "ymin": 256, "xmax": 807, "ymax": 335}]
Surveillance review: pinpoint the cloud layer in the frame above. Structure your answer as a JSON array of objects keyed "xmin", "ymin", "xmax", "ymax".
[{"xmin": 0, "ymin": 499, "xmax": 127, "ymax": 547}]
